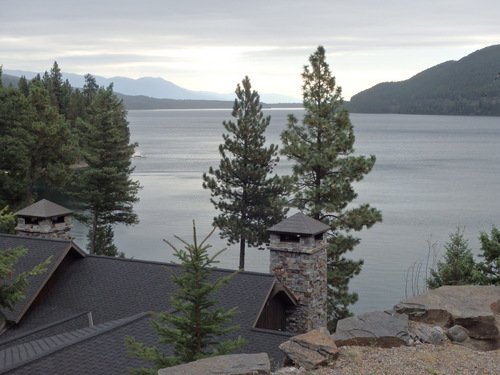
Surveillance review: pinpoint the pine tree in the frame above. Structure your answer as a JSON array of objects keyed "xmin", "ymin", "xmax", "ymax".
[
  {"xmin": 92, "ymin": 223, "xmax": 123, "ymax": 257},
  {"xmin": 0, "ymin": 207, "xmax": 15, "ymax": 234},
  {"xmin": 203, "ymin": 76, "xmax": 289, "ymax": 269},
  {"xmin": 71, "ymin": 82, "xmax": 140, "ymax": 255},
  {"xmin": 49, "ymin": 62, "xmax": 64, "ymax": 111},
  {"xmin": 477, "ymin": 225, "xmax": 500, "ymax": 285},
  {"xmin": 0, "ymin": 244, "xmax": 51, "ymax": 322},
  {"xmin": 280, "ymin": 46, "xmax": 382, "ymax": 330},
  {"xmin": 24, "ymin": 79, "xmax": 77, "ymax": 203},
  {"xmin": 83, "ymin": 73, "xmax": 99, "ymax": 108},
  {"xmin": 18, "ymin": 76, "xmax": 29, "ymax": 97},
  {"xmin": 0, "ymin": 85, "xmax": 32, "ymax": 208},
  {"xmin": 125, "ymin": 222, "xmax": 246, "ymax": 375},
  {"xmin": 427, "ymin": 227, "xmax": 477, "ymax": 289}
]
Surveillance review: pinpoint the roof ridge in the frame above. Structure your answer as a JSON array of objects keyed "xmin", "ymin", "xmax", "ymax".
[
  {"xmin": 0, "ymin": 311, "xmax": 89, "ymax": 347},
  {"xmin": 0, "ymin": 233, "xmax": 72, "ymax": 244},
  {"xmin": 0, "ymin": 312, "xmax": 150, "ymax": 373},
  {"xmin": 85, "ymin": 254, "xmax": 273, "ymax": 276}
]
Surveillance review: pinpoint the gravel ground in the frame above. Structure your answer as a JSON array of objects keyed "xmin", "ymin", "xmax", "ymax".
[{"xmin": 273, "ymin": 340, "xmax": 500, "ymax": 375}]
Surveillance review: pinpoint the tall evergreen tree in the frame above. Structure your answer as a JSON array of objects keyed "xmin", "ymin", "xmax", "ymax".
[
  {"xmin": 0, "ymin": 85, "xmax": 32, "ymax": 208},
  {"xmin": 203, "ymin": 76, "xmax": 289, "ymax": 269},
  {"xmin": 126, "ymin": 222, "xmax": 245, "ymax": 374},
  {"xmin": 71, "ymin": 82, "xmax": 140, "ymax": 255},
  {"xmin": 281, "ymin": 46, "xmax": 382, "ymax": 329},
  {"xmin": 49, "ymin": 61, "xmax": 64, "ymax": 111},
  {"xmin": 24, "ymin": 80, "xmax": 77, "ymax": 203},
  {"xmin": 18, "ymin": 76, "xmax": 29, "ymax": 97},
  {"xmin": 83, "ymin": 73, "xmax": 99, "ymax": 108}
]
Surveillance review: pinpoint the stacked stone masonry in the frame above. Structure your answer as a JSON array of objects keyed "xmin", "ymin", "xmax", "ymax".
[
  {"xmin": 16, "ymin": 216, "xmax": 72, "ymax": 240},
  {"xmin": 269, "ymin": 233, "xmax": 327, "ymax": 333}
]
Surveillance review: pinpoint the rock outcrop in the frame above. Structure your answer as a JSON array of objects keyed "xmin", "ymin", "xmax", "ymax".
[
  {"xmin": 334, "ymin": 310, "xmax": 410, "ymax": 347},
  {"xmin": 159, "ymin": 286, "xmax": 500, "ymax": 375},
  {"xmin": 158, "ymin": 353, "xmax": 270, "ymax": 375},
  {"xmin": 279, "ymin": 327, "xmax": 339, "ymax": 370},
  {"xmin": 394, "ymin": 285, "xmax": 500, "ymax": 350}
]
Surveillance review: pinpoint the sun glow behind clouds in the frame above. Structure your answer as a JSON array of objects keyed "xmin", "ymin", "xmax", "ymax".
[{"xmin": 2, "ymin": 0, "xmax": 499, "ymax": 100}]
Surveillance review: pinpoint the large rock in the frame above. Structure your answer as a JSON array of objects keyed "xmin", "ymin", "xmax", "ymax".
[
  {"xmin": 158, "ymin": 353, "xmax": 270, "ymax": 375},
  {"xmin": 279, "ymin": 327, "xmax": 339, "ymax": 370},
  {"xmin": 394, "ymin": 285, "xmax": 500, "ymax": 340},
  {"xmin": 447, "ymin": 325, "xmax": 470, "ymax": 343},
  {"xmin": 412, "ymin": 324, "xmax": 444, "ymax": 345},
  {"xmin": 334, "ymin": 310, "xmax": 410, "ymax": 348}
]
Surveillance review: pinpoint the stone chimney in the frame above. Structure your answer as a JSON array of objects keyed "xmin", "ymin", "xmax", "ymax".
[
  {"xmin": 15, "ymin": 199, "xmax": 73, "ymax": 240},
  {"xmin": 267, "ymin": 212, "xmax": 330, "ymax": 333}
]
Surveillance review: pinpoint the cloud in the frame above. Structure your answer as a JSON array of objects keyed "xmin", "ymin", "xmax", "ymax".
[{"xmin": 2, "ymin": 0, "xmax": 499, "ymax": 99}]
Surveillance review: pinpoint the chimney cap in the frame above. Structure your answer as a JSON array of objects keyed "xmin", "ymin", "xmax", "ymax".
[
  {"xmin": 15, "ymin": 199, "xmax": 73, "ymax": 218},
  {"xmin": 267, "ymin": 212, "xmax": 330, "ymax": 236}
]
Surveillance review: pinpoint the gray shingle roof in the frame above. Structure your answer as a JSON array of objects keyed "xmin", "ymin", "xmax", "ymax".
[
  {"xmin": 0, "ymin": 235, "xmax": 85, "ymax": 324},
  {"xmin": 14, "ymin": 200, "xmax": 73, "ymax": 218},
  {"xmin": 267, "ymin": 212, "xmax": 330, "ymax": 236},
  {"xmin": 0, "ymin": 312, "xmax": 149, "ymax": 373},
  {"xmin": 0, "ymin": 235, "xmax": 293, "ymax": 374}
]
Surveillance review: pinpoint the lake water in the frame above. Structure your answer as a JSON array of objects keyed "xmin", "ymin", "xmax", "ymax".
[{"xmin": 70, "ymin": 109, "xmax": 500, "ymax": 314}]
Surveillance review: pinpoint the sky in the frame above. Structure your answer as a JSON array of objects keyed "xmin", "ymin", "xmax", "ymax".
[{"xmin": 1, "ymin": 0, "xmax": 499, "ymax": 101}]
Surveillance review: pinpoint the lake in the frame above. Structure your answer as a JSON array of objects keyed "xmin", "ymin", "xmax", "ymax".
[{"xmin": 70, "ymin": 109, "xmax": 500, "ymax": 314}]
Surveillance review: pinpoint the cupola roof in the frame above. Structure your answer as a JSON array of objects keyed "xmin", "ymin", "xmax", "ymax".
[
  {"xmin": 267, "ymin": 212, "xmax": 330, "ymax": 236},
  {"xmin": 15, "ymin": 199, "xmax": 73, "ymax": 218}
]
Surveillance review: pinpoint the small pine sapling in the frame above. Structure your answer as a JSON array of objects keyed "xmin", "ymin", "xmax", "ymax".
[{"xmin": 126, "ymin": 222, "xmax": 246, "ymax": 375}]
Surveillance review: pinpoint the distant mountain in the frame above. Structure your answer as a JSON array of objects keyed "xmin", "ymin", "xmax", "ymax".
[
  {"xmin": 1, "ymin": 74, "xmax": 19, "ymax": 88},
  {"xmin": 115, "ymin": 94, "xmax": 301, "ymax": 110},
  {"xmin": 2, "ymin": 69, "xmax": 300, "ymax": 104},
  {"xmin": 347, "ymin": 45, "xmax": 500, "ymax": 116}
]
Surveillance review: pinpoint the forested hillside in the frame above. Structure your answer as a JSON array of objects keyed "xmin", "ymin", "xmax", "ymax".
[
  {"xmin": 0, "ymin": 63, "xmax": 140, "ymax": 256},
  {"xmin": 348, "ymin": 45, "xmax": 500, "ymax": 116}
]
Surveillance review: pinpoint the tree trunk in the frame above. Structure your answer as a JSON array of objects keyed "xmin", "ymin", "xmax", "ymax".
[
  {"xmin": 239, "ymin": 238, "xmax": 246, "ymax": 270},
  {"xmin": 90, "ymin": 214, "xmax": 98, "ymax": 254}
]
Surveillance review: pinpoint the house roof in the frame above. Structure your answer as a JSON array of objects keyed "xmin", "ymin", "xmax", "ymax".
[
  {"xmin": 0, "ymin": 235, "xmax": 85, "ymax": 324},
  {"xmin": 267, "ymin": 212, "xmax": 330, "ymax": 236},
  {"xmin": 14, "ymin": 200, "xmax": 73, "ymax": 218},
  {"xmin": 0, "ymin": 235, "xmax": 293, "ymax": 374}
]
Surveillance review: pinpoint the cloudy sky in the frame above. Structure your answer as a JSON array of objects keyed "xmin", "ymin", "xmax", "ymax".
[{"xmin": 1, "ymin": 0, "xmax": 499, "ymax": 100}]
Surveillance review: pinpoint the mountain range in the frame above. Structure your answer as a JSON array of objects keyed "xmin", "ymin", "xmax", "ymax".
[
  {"xmin": 2, "ymin": 69, "xmax": 300, "ymax": 105},
  {"xmin": 3, "ymin": 44, "xmax": 500, "ymax": 114}
]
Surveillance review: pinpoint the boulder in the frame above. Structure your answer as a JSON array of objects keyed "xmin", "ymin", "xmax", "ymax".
[
  {"xmin": 334, "ymin": 310, "xmax": 410, "ymax": 348},
  {"xmin": 447, "ymin": 325, "xmax": 470, "ymax": 343},
  {"xmin": 158, "ymin": 353, "xmax": 270, "ymax": 375},
  {"xmin": 279, "ymin": 327, "xmax": 339, "ymax": 370},
  {"xmin": 394, "ymin": 285, "xmax": 500, "ymax": 340},
  {"xmin": 412, "ymin": 324, "xmax": 444, "ymax": 345}
]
